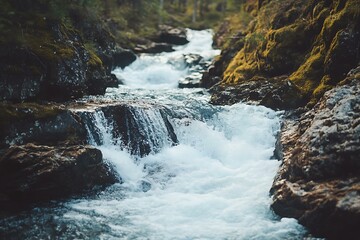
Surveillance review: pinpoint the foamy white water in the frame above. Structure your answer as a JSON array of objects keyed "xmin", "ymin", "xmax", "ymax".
[
  {"xmin": 112, "ymin": 29, "xmax": 220, "ymax": 89},
  {"xmin": 0, "ymin": 29, "xmax": 307, "ymax": 239},
  {"xmin": 64, "ymin": 102, "xmax": 305, "ymax": 239}
]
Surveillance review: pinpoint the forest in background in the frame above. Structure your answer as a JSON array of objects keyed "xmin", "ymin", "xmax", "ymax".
[{"xmin": 0, "ymin": 0, "xmax": 249, "ymax": 50}]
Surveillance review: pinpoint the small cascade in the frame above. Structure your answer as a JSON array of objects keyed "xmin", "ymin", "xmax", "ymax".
[
  {"xmin": 81, "ymin": 109, "xmax": 118, "ymax": 146},
  {"xmin": 124, "ymin": 106, "xmax": 178, "ymax": 156},
  {"xmin": 79, "ymin": 104, "xmax": 178, "ymax": 157}
]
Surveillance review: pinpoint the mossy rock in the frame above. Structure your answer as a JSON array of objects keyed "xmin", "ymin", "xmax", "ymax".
[
  {"xmin": 0, "ymin": 102, "xmax": 64, "ymax": 129},
  {"xmin": 213, "ymin": 0, "xmax": 360, "ymax": 108}
]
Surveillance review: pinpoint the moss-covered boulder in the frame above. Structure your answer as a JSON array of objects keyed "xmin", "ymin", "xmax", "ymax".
[
  {"xmin": 0, "ymin": 1, "xmax": 136, "ymax": 102},
  {"xmin": 204, "ymin": 0, "xmax": 360, "ymax": 108}
]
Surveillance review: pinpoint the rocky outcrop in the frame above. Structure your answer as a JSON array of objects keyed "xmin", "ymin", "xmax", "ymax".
[
  {"xmin": 0, "ymin": 2, "xmax": 137, "ymax": 102},
  {"xmin": 69, "ymin": 8, "xmax": 136, "ymax": 72},
  {"xmin": 0, "ymin": 144, "xmax": 117, "ymax": 211},
  {"xmin": 209, "ymin": 76, "xmax": 305, "ymax": 110},
  {"xmin": 0, "ymin": 21, "xmax": 111, "ymax": 101},
  {"xmin": 0, "ymin": 103, "xmax": 88, "ymax": 149},
  {"xmin": 203, "ymin": 0, "xmax": 360, "ymax": 107},
  {"xmin": 270, "ymin": 76, "xmax": 360, "ymax": 238}
]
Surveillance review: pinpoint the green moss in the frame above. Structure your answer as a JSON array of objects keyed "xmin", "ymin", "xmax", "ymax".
[
  {"xmin": 288, "ymin": 0, "xmax": 360, "ymax": 102},
  {"xmin": 218, "ymin": 0, "xmax": 359, "ymax": 107},
  {"xmin": 84, "ymin": 43, "xmax": 103, "ymax": 67},
  {"xmin": 290, "ymin": 46, "xmax": 325, "ymax": 94},
  {"xmin": 312, "ymin": 75, "xmax": 332, "ymax": 97},
  {"xmin": 0, "ymin": 102, "xmax": 64, "ymax": 129}
]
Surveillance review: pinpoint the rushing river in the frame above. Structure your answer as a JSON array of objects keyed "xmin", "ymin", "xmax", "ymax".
[{"xmin": 0, "ymin": 30, "xmax": 307, "ymax": 239}]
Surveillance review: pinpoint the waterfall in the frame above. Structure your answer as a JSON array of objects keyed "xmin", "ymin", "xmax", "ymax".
[{"xmin": 80, "ymin": 104, "xmax": 178, "ymax": 157}]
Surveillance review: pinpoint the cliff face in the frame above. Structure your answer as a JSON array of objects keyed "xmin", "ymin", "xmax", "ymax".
[
  {"xmin": 204, "ymin": 0, "xmax": 360, "ymax": 238},
  {"xmin": 203, "ymin": 0, "xmax": 360, "ymax": 109}
]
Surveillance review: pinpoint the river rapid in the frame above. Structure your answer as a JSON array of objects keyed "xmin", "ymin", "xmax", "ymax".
[{"xmin": 0, "ymin": 29, "xmax": 307, "ymax": 239}]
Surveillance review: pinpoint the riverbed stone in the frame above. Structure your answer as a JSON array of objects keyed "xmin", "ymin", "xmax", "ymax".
[{"xmin": 0, "ymin": 144, "xmax": 117, "ymax": 211}]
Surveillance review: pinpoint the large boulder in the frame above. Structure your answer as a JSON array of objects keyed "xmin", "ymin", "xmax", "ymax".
[
  {"xmin": 155, "ymin": 25, "xmax": 189, "ymax": 45},
  {"xmin": 0, "ymin": 20, "xmax": 114, "ymax": 101},
  {"xmin": 209, "ymin": 76, "xmax": 305, "ymax": 110},
  {"xmin": 0, "ymin": 144, "xmax": 117, "ymax": 211},
  {"xmin": 0, "ymin": 7, "xmax": 136, "ymax": 102},
  {"xmin": 270, "ymin": 76, "xmax": 360, "ymax": 238},
  {"xmin": 0, "ymin": 104, "xmax": 87, "ymax": 149}
]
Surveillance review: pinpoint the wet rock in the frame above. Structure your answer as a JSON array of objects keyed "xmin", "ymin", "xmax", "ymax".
[
  {"xmin": 183, "ymin": 54, "xmax": 204, "ymax": 67},
  {"xmin": 0, "ymin": 46, "xmax": 46, "ymax": 101},
  {"xmin": 178, "ymin": 73, "xmax": 202, "ymax": 88},
  {"xmin": 155, "ymin": 25, "xmax": 189, "ymax": 45},
  {"xmin": 0, "ymin": 107, "xmax": 87, "ymax": 148},
  {"xmin": 0, "ymin": 144, "xmax": 117, "ymax": 210},
  {"xmin": 100, "ymin": 47, "xmax": 137, "ymax": 72},
  {"xmin": 270, "ymin": 78, "xmax": 360, "ymax": 238},
  {"xmin": 134, "ymin": 42, "xmax": 174, "ymax": 54},
  {"xmin": 102, "ymin": 104, "xmax": 178, "ymax": 157},
  {"xmin": 209, "ymin": 76, "xmax": 305, "ymax": 110},
  {"xmin": 80, "ymin": 103, "xmax": 178, "ymax": 157},
  {"xmin": 179, "ymin": 54, "xmax": 213, "ymax": 88}
]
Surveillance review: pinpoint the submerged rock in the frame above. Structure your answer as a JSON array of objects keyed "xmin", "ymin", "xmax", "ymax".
[
  {"xmin": 270, "ymin": 78, "xmax": 360, "ymax": 238},
  {"xmin": 0, "ymin": 144, "xmax": 117, "ymax": 211}
]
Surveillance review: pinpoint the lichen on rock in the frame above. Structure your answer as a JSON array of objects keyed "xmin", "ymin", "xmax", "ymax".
[{"xmin": 270, "ymin": 74, "xmax": 360, "ymax": 238}]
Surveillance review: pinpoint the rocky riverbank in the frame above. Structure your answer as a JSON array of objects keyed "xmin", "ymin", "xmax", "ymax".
[
  {"xmin": 202, "ymin": 0, "xmax": 360, "ymax": 238},
  {"xmin": 0, "ymin": 0, "xmax": 191, "ymax": 212},
  {"xmin": 271, "ymin": 71, "xmax": 360, "ymax": 239}
]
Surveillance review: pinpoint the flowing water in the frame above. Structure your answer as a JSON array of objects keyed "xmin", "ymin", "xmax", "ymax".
[{"xmin": 0, "ymin": 30, "xmax": 307, "ymax": 239}]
